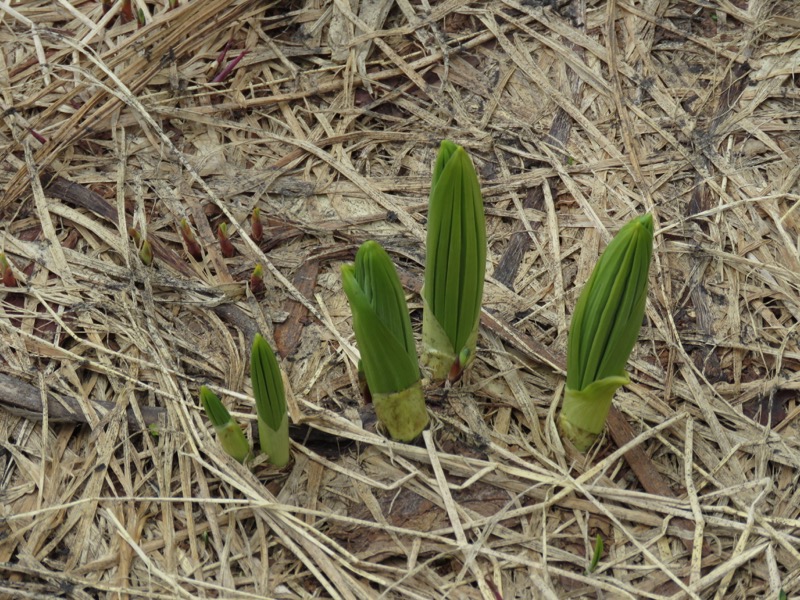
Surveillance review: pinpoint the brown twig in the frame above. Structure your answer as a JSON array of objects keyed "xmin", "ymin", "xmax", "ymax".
[{"xmin": 0, "ymin": 372, "xmax": 165, "ymax": 428}]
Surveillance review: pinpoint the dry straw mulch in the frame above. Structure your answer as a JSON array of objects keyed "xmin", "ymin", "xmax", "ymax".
[{"xmin": 1, "ymin": 0, "xmax": 799, "ymax": 598}]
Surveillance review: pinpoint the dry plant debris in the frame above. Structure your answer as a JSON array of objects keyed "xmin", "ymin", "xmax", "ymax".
[{"xmin": 1, "ymin": 0, "xmax": 799, "ymax": 598}]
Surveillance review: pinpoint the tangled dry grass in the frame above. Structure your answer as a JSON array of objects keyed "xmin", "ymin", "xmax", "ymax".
[{"xmin": 1, "ymin": 0, "xmax": 800, "ymax": 598}]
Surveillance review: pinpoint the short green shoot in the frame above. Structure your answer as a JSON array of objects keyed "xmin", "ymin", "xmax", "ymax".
[
  {"xmin": 250, "ymin": 263, "xmax": 265, "ymax": 295},
  {"xmin": 588, "ymin": 534, "xmax": 603, "ymax": 573},
  {"xmin": 217, "ymin": 223, "xmax": 235, "ymax": 258},
  {"xmin": 139, "ymin": 239, "xmax": 153, "ymax": 266},
  {"xmin": 342, "ymin": 241, "xmax": 427, "ymax": 441},
  {"xmin": 251, "ymin": 334, "xmax": 290, "ymax": 467},
  {"xmin": 422, "ymin": 140, "xmax": 486, "ymax": 382},
  {"xmin": 200, "ymin": 386, "xmax": 250, "ymax": 463},
  {"xmin": 251, "ymin": 207, "xmax": 263, "ymax": 243},
  {"xmin": 559, "ymin": 214, "xmax": 654, "ymax": 451}
]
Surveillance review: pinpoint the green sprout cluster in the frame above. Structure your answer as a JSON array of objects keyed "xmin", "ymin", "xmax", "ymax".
[
  {"xmin": 340, "ymin": 141, "xmax": 654, "ymax": 451},
  {"xmin": 341, "ymin": 140, "xmax": 487, "ymax": 441},
  {"xmin": 198, "ymin": 140, "xmax": 654, "ymax": 456},
  {"xmin": 199, "ymin": 334, "xmax": 289, "ymax": 467}
]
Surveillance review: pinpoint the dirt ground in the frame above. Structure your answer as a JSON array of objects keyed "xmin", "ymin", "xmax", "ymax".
[{"xmin": 1, "ymin": 0, "xmax": 800, "ymax": 598}]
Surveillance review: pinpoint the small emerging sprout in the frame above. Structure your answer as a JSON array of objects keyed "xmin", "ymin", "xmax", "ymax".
[
  {"xmin": 588, "ymin": 534, "xmax": 604, "ymax": 573},
  {"xmin": 213, "ymin": 40, "xmax": 233, "ymax": 74},
  {"xmin": 342, "ymin": 241, "xmax": 428, "ymax": 441},
  {"xmin": 138, "ymin": 239, "xmax": 154, "ymax": 266},
  {"xmin": 250, "ymin": 263, "xmax": 265, "ymax": 295},
  {"xmin": 28, "ymin": 128, "xmax": 47, "ymax": 143},
  {"xmin": 128, "ymin": 227, "xmax": 142, "ymax": 248},
  {"xmin": 422, "ymin": 140, "xmax": 486, "ymax": 382},
  {"xmin": 129, "ymin": 227, "xmax": 154, "ymax": 266},
  {"xmin": 200, "ymin": 386, "xmax": 250, "ymax": 463},
  {"xmin": 251, "ymin": 207, "xmax": 263, "ymax": 243},
  {"xmin": 180, "ymin": 218, "xmax": 203, "ymax": 261},
  {"xmin": 251, "ymin": 333, "xmax": 290, "ymax": 467},
  {"xmin": 136, "ymin": 7, "xmax": 145, "ymax": 28},
  {"xmin": 212, "ymin": 50, "xmax": 248, "ymax": 84},
  {"xmin": 0, "ymin": 254, "xmax": 17, "ymax": 287},
  {"xmin": 559, "ymin": 214, "xmax": 654, "ymax": 451},
  {"xmin": 217, "ymin": 223, "xmax": 235, "ymax": 258}
]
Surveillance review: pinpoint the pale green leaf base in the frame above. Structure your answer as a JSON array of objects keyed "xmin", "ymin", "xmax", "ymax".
[
  {"xmin": 258, "ymin": 411, "xmax": 290, "ymax": 467},
  {"xmin": 421, "ymin": 292, "xmax": 478, "ymax": 382},
  {"xmin": 215, "ymin": 422, "xmax": 251, "ymax": 463},
  {"xmin": 373, "ymin": 381, "xmax": 429, "ymax": 442},
  {"xmin": 559, "ymin": 374, "xmax": 629, "ymax": 451},
  {"xmin": 421, "ymin": 293, "xmax": 456, "ymax": 380}
]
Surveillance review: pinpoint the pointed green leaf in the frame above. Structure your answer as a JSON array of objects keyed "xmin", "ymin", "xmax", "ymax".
[
  {"xmin": 341, "ymin": 243, "xmax": 420, "ymax": 395},
  {"xmin": 423, "ymin": 141, "xmax": 486, "ymax": 379},
  {"xmin": 561, "ymin": 214, "xmax": 653, "ymax": 450},
  {"xmin": 566, "ymin": 214, "xmax": 653, "ymax": 391},
  {"xmin": 200, "ymin": 385, "xmax": 232, "ymax": 428},
  {"xmin": 588, "ymin": 534, "xmax": 604, "ymax": 573},
  {"xmin": 251, "ymin": 334, "xmax": 286, "ymax": 431},
  {"xmin": 354, "ymin": 241, "xmax": 417, "ymax": 364}
]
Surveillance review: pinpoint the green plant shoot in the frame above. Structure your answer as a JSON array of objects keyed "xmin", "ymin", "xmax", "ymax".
[
  {"xmin": 588, "ymin": 534, "xmax": 603, "ymax": 573},
  {"xmin": 251, "ymin": 207, "xmax": 263, "ymax": 242},
  {"xmin": 138, "ymin": 239, "xmax": 154, "ymax": 266},
  {"xmin": 422, "ymin": 140, "xmax": 486, "ymax": 382},
  {"xmin": 560, "ymin": 214, "xmax": 654, "ymax": 451},
  {"xmin": 200, "ymin": 386, "xmax": 250, "ymax": 463},
  {"xmin": 342, "ymin": 240, "xmax": 428, "ymax": 441},
  {"xmin": 250, "ymin": 263, "xmax": 265, "ymax": 295},
  {"xmin": 180, "ymin": 218, "xmax": 203, "ymax": 261},
  {"xmin": 218, "ymin": 222, "xmax": 235, "ymax": 258},
  {"xmin": 251, "ymin": 333, "xmax": 290, "ymax": 467}
]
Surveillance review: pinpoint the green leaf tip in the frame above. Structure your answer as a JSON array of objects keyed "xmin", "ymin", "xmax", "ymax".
[
  {"xmin": 422, "ymin": 140, "xmax": 486, "ymax": 381},
  {"xmin": 341, "ymin": 241, "xmax": 420, "ymax": 396},
  {"xmin": 250, "ymin": 334, "xmax": 290, "ymax": 466},
  {"xmin": 342, "ymin": 241, "xmax": 428, "ymax": 440},
  {"xmin": 561, "ymin": 213, "xmax": 654, "ymax": 451},
  {"xmin": 200, "ymin": 385, "xmax": 232, "ymax": 427},
  {"xmin": 138, "ymin": 239, "xmax": 154, "ymax": 266},
  {"xmin": 588, "ymin": 534, "xmax": 604, "ymax": 574}
]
